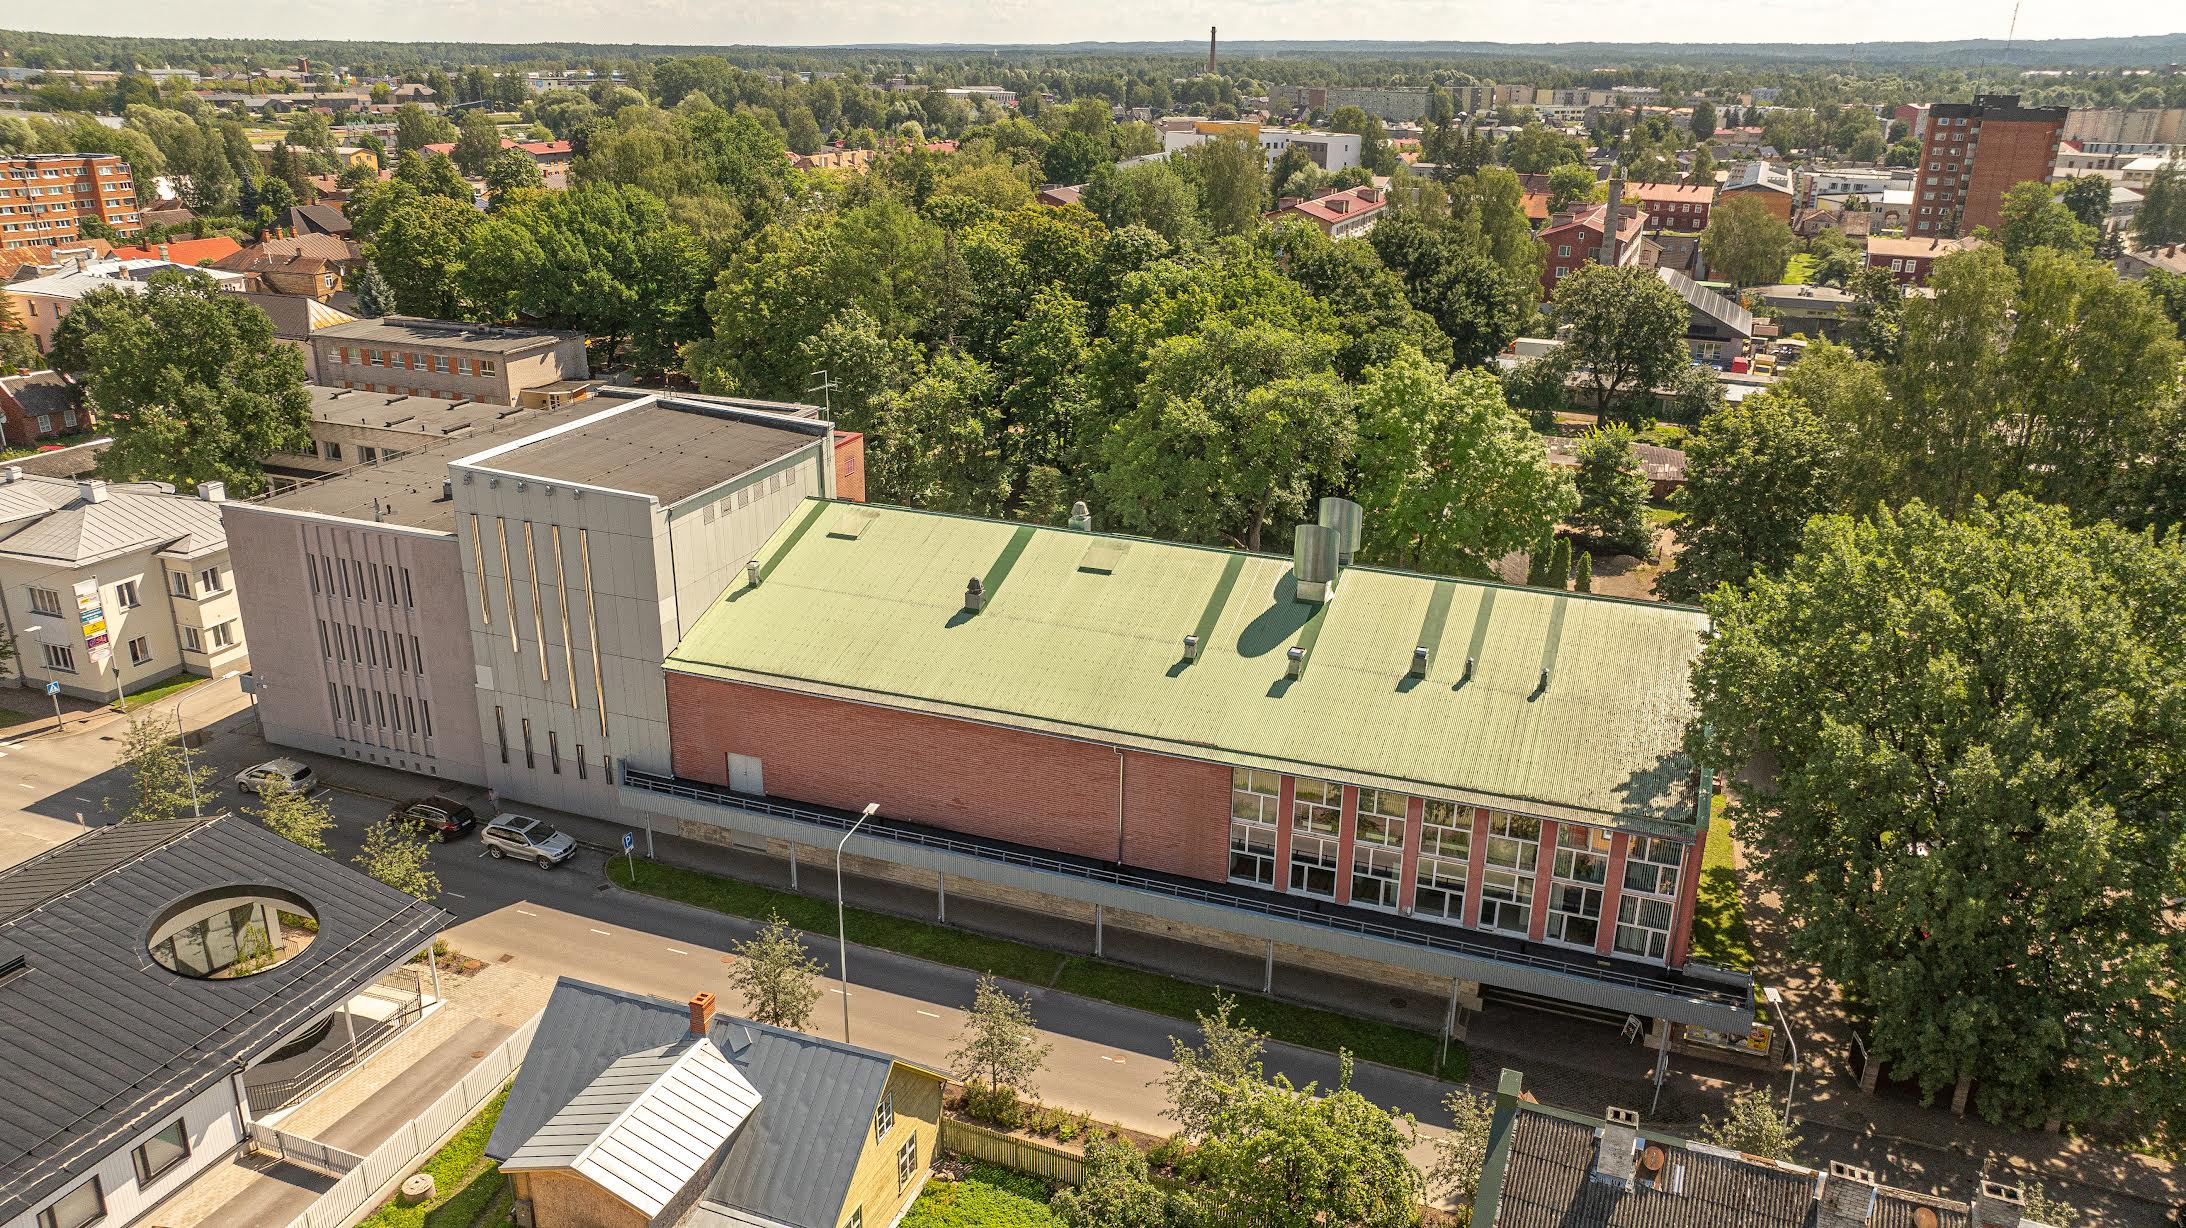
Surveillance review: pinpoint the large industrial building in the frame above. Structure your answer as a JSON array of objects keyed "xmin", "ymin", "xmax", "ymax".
[
  {"xmin": 221, "ymin": 389, "xmax": 861, "ymax": 818},
  {"xmin": 621, "ymin": 499, "xmax": 1752, "ymax": 1037},
  {"xmin": 1917, "ymin": 94, "xmax": 2068, "ymax": 237}
]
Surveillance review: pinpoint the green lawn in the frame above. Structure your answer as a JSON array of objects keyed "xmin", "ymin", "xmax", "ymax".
[
  {"xmin": 1688, "ymin": 796, "xmax": 1754, "ymax": 972},
  {"xmin": 901, "ymin": 1159, "xmax": 1059, "ymax": 1228},
  {"xmin": 1783, "ymin": 253, "xmax": 1817, "ymax": 285},
  {"xmin": 355, "ymin": 1089, "xmax": 512, "ymax": 1228},
  {"xmin": 609, "ymin": 860, "xmax": 1470, "ymax": 1083},
  {"xmin": 0, "ymin": 705, "xmax": 35, "ymax": 729},
  {"xmin": 121, "ymin": 674, "xmax": 210, "ymax": 712}
]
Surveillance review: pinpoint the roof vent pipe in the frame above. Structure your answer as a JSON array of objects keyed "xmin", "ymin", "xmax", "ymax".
[
  {"xmin": 1464, "ymin": 656, "xmax": 1476, "ymax": 682},
  {"xmin": 1411, "ymin": 645, "xmax": 1430, "ymax": 676},
  {"xmin": 1286, "ymin": 646, "xmax": 1306, "ymax": 678},
  {"xmin": 1068, "ymin": 500, "xmax": 1092, "ymax": 533},
  {"xmin": 1, "ymin": 465, "xmax": 20, "ymax": 484},
  {"xmin": 963, "ymin": 576, "xmax": 985, "ymax": 613},
  {"xmin": 1182, "ymin": 634, "xmax": 1200, "ymax": 661},
  {"xmin": 77, "ymin": 480, "xmax": 107, "ymax": 504},
  {"xmin": 746, "ymin": 559, "xmax": 761, "ymax": 589},
  {"xmin": 1538, "ymin": 668, "xmax": 1551, "ymax": 693}
]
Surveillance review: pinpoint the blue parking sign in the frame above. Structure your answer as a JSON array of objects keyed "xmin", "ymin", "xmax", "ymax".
[
  {"xmin": 45, "ymin": 681, "xmax": 60, "ymax": 697},
  {"xmin": 622, "ymin": 832, "xmax": 635, "ymax": 852}
]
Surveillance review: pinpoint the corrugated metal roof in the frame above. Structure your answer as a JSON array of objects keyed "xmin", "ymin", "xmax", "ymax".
[
  {"xmin": 505, "ymin": 1039, "xmax": 762, "ymax": 1218},
  {"xmin": 666, "ymin": 501, "xmax": 1709, "ymax": 829},
  {"xmin": 0, "ymin": 816, "xmax": 449, "ymax": 1221},
  {"xmin": 488, "ymin": 979, "xmax": 915, "ymax": 1228},
  {"xmin": 1491, "ymin": 1111, "xmax": 1816, "ymax": 1228}
]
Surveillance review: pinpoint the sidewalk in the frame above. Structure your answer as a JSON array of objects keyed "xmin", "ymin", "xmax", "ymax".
[{"xmin": 192, "ymin": 722, "xmax": 2183, "ymax": 1225}]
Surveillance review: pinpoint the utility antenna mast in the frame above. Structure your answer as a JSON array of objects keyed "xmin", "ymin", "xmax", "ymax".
[{"xmin": 805, "ymin": 369, "xmax": 839, "ymax": 414}]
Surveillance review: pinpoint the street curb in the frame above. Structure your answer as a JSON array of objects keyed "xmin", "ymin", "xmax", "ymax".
[{"xmin": 591, "ymin": 876, "xmax": 1467, "ymax": 1095}]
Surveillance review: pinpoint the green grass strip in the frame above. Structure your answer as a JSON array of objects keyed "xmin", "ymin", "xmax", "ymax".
[
  {"xmin": 355, "ymin": 1089, "xmax": 510, "ymax": 1228},
  {"xmin": 610, "ymin": 860, "xmax": 1468, "ymax": 1083},
  {"xmin": 1688, "ymin": 797, "xmax": 1754, "ymax": 972},
  {"xmin": 611, "ymin": 859, "xmax": 1065, "ymax": 985}
]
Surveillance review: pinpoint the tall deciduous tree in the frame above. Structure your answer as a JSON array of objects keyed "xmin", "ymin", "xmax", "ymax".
[
  {"xmin": 482, "ymin": 147, "xmax": 543, "ymax": 209},
  {"xmin": 1995, "ymin": 180, "xmax": 2096, "ymax": 266},
  {"xmin": 1050, "ymin": 1135, "xmax": 1172, "ymax": 1228},
  {"xmin": 1688, "ymin": 497, "xmax": 2186, "ymax": 1132},
  {"xmin": 355, "ymin": 819, "xmax": 441, "ymax": 903},
  {"xmin": 365, "ymin": 190, "xmax": 481, "ymax": 318},
  {"xmin": 949, "ymin": 974, "xmax": 1051, "ymax": 1097},
  {"xmin": 1183, "ymin": 1055, "xmax": 1423, "ymax": 1228},
  {"xmin": 1173, "ymin": 132, "xmax": 1267, "ymax": 237},
  {"xmin": 723, "ymin": 912, "xmax": 824, "ymax": 1030},
  {"xmin": 1353, "ymin": 348, "xmax": 1576, "ymax": 576},
  {"xmin": 249, "ymin": 781, "xmax": 333, "ymax": 854},
  {"xmin": 1659, "ymin": 390, "xmax": 1847, "ymax": 602},
  {"xmin": 112, "ymin": 714, "xmax": 213, "ymax": 824},
  {"xmin": 1699, "ymin": 1087, "xmax": 1801, "ymax": 1162},
  {"xmin": 1570, "ymin": 425, "xmax": 1652, "ymax": 557},
  {"xmin": 52, "ymin": 273, "xmax": 310, "ymax": 496},
  {"xmin": 1550, "ymin": 264, "xmax": 1691, "ymax": 424},
  {"xmin": 2134, "ymin": 153, "xmax": 2186, "ymax": 249},
  {"xmin": 450, "ymin": 109, "xmax": 502, "ymax": 175},
  {"xmin": 1155, "ymin": 992, "xmax": 1267, "ymax": 1141},
  {"xmin": 1095, "ymin": 319, "xmax": 1354, "ymax": 552},
  {"xmin": 1428, "ymin": 1089, "xmax": 1497, "ymax": 1210},
  {"xmin": 1701, "ymin": 193, "xmax": 1796, "ymax": 286}
]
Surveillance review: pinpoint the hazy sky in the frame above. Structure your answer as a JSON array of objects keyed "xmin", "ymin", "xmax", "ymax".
[{"xmin": 29, "ymin": 0, "xmax": 2178, "ymax": 52}]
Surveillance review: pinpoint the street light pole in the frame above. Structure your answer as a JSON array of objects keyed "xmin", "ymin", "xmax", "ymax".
[
  {"xmin": 15, "ymin": 623, "xmax": 57, "ymax": 732},
  {"xmin": 836, "ymin": 802, "xmax": 878, "ymax": 1044},
  {"xmin": 175, "ymin": 670, "xmax": 243, "ymax": 818},
  {"xmin": 1763, "ymin": 985, "xmax": 1800, "ymax": 1126}
]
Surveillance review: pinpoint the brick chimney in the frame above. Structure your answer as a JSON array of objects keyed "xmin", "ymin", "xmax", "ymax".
[
  {"xmin": 1970, "ymin": 1178, "xmax": 2026, "ymax": 1228},
  {"xmin": 1600, "ymin": 176, "xmax": 1626, "ymax": 267},
  {"xmin": 1589, "ymin": 1106, "xmax": 1639, "ymax": 1189},
  {"xmin": 1818, "ymin": 1162, "xmax": 1878, "ymax": 1228},
  {"xmin": 688, "ymin": 991, "xmax": 717, "ymax": 1037}
]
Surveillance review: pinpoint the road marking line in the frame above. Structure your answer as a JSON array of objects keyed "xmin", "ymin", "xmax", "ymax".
[
  {"xmin": 515, "ymin": 908, "xmax": 538, "ymax": 916},
  {"xmin": 830, "ymin": 988, "xmax": 849, "ymax": 995},
  {"xmin": 665, "ymin": 948, "xmax": 689, "ymax": 955},
  {"xmin": 1101, "ymin": 1055, "xmax": 1126, "ymax": 1064},
  {"xmin": 588, "ymin": 927, "xmax": 611, "ymax": 935},
  {"xmin": 915, "ymin": 1009, "xmax": 940, "ymax": 1018},
  {"xmin": 444, "ymin": 892, "xmax": 466, "ymax": 899}
]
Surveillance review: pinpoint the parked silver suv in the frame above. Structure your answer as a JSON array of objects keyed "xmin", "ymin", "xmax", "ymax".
[{"xmin": 479, "ymin": 815, "xmax": 578, "ymax": 868}]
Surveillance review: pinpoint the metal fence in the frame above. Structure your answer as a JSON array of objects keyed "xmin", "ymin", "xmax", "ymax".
[
  {"xmin": 244, "ymin": 972, "xmax": 428, "ymax": 1116},
  {"xmin": 622, "ymin": 767, "xmax": 1751, "ymax": 1011},
  {"xmin": 265, "ymin": 1014, "xmax": 540, "ymax": 1228}
]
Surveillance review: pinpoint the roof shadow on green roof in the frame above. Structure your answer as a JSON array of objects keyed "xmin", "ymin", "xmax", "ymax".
[
  {"xmin": 1235, "ymin": 572, "xmax": 1316, "ymax": 659},
  {"xmin": 1613, "ymin": 752, "xmax": 1691, "ymax": 823}
]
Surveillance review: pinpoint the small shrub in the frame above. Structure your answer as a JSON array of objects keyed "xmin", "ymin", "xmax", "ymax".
[
  {"xmin": 964, "ymin": 1083, "xmax": 1027, "ymax": 1130},
  {"xmin": 1146, "ymin": 1133, "xmax": 1190, "ymax": 1172}
]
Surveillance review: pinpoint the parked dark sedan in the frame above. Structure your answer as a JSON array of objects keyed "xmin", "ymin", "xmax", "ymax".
[{"xmin": 387, "ymin": 796, "xmax": 480, "ymax": 841}]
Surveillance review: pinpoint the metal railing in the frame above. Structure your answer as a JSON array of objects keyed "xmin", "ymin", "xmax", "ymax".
[
  {"xmin": 243, "ymin": 973, "xmax": 426, "ymax": 1116},
  {"xmin": 621, "ymin": 767, "xmax": 1751, "ymax": 1011}
]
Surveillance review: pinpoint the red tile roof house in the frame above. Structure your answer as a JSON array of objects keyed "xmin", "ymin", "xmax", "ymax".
[
  {"xmin": 107, "ymin": 236, "xmax": 243, "ymax": 266},
  {"xmin": 1265, "ymin": 185, "xmax": 1388, "ymax": 238},
  {"xmin": 1866, "ymin": 234, "xmax": 1974, "ymax": 286},
  {"xmin": 1539, "ymin": 200, "xmax": 1649, "ymax": 299},
  {"xmin": 1626, "ymin": 181, "xmax": 1716, "ymax": 234}
]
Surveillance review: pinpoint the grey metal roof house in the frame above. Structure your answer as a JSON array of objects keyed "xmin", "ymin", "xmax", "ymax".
[
  {"xmin": 1470, "ymin": 1068, "xmax": 2054, "ymax": 1228},
  {"xmin": 0, "ymin": 815, "xmax": 448, "ymax": 1227},
  {"xmin": 488, "ymin": 978, "xmax": 947, "ymax": 1228}
]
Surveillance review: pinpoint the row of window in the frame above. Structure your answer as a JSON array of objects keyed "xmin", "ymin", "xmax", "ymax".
[
  {"xmin": 34, "ymin": 568, "xmax": 228, "ymax": 613},
  {"xmin": 1225, "ymin": 769, "xmax": 1684, "ymax": 961},
  {"xmin": 338, "ymin": 382, "xmax": 471, "ymax": 400},
  {"xmin": 36, "ymin": 1116, "xmax": 189, "ymax": 1228},
  {"xmin": 307, "ymin": 551, "xmax": 415, "ymax": 608},
  {"xmin": 327, "ymin": 347, "xmax": 499, "ymax": 377},
  {"xmin": 330, "ymin": 681, "xmax": 433, "ymax": 739},
  {"xmin": 317, "ymin": 619, "xmax": 427, "ymax": 676}
]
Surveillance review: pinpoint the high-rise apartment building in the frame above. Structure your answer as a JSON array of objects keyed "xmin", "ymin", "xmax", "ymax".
[
  {"xmin": 0, "ymin": 154, "xmax": 143, "ymax": 250},
  {"xmin": 1915, "ymin": 94, "xmax": 2067, "ymax": 237}
]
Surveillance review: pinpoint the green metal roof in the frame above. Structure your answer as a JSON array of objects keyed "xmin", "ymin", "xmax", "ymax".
[{"xmin": 667, "ymin": 500, "xmax": 1710, "ymax": 830}]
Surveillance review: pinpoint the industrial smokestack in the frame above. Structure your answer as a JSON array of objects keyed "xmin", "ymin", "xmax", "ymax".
[
  {"xmin": 1209, "ymin": 27, "xmax": 1218, "ymax": 76},
  {"xmin": 1600, "ymin": 175, "xmax": 1626, "ymax": 267}
]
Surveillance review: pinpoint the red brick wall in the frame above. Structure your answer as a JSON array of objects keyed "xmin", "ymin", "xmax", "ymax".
[
  {"xmin": 665, "ymin": 674, "xmax": 1230, "ymax": 877},
  {"xmin": 832, "ymin": 431, "xmax": 867, "ymax": 503},
  {"xmin": 1963, "ymin": 118, "xmax": 2062, "ymax": 235}
]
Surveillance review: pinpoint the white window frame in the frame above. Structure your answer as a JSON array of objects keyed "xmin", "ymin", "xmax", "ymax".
[
  {"xmin": 42, "ymin": 642, "xmax": 76, "ymax": 673},
  {"xmin": 127, "ymin": 635, "xmax": 150, "ymax": 666},
  {"xmin": 1545, "ymin": 824, "xmax": 1612, "ymax": 949},
  {"xmin": 168, "ymin": 570, "xmax": 191, "ymax": 598},
  {"xmin": 895, "ymin": 1134, "xmax": 918, "ymax": 1190},
  {"xmin": 208, "ymin": 620, "xmax": 236, "ymax": 649},
  {"xmin": 1350, "ymin": 788, "xmax": 1406, "ymax": 911},
  {"xmin": 1478, "ymin": 812, "xmax": 1540, "ymax": 935},
  {"xmin": 1614, "ymin": 836, "xmax": 1685, "ymax": 962},
  {"xmin": 1412, "ymin": 799, "xmax": 1470, "ymax": 923},
  {"xmin": 28, "ymin": 585, "xmax": 63, "ymax": 616},
  {"xmin": 1288, "ymin": 778, "xmax": 1342, "ymax": 900},
  {"xmin": 874, "ymin": 1090, "xmax": 895, "ymax": 1141},
  {"xmin": 184, "ymin": 626, "xmax": 203, "ymax": 652},
  {"xmin": 197, "ymin": 565, "xmax": 226, "ymax": 595},
  {"xmin": 1228, "ymin": 768, "xmax": 1280, "ymax": 888}
]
